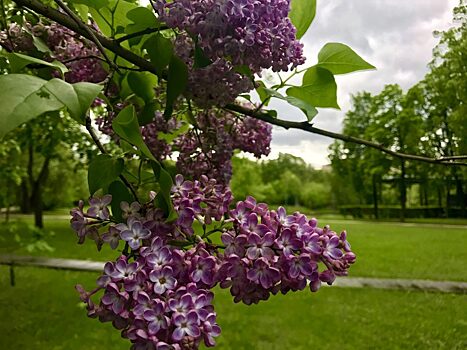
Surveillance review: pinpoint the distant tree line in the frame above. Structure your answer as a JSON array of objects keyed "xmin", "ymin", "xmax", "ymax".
[
  {"xmin": 329, "ymin": 8, "xmax": 467, "ymax": 220},
  {"xmin": 230, "ymin": 153, "xmax": 334, "ymax": 211}
]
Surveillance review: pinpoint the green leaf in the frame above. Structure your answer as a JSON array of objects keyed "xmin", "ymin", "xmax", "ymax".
[
  {"xmin": 124, "ymin": 7, "xmax": 159, "ymax": 45},
  {"xmin": 72, "ymin": 82, "xmax": 104, "ymax": 122},
  {"xmin": 258, "ymin": 87, "xmax": 318, "ymax": 121},
  {"xmin": 157, "ymin": 121, "xmax": 190, "ymax": 143},
  {"xmin": 143, "ymin": 34, "xmax": 174, "ymax": 76},
  {"xmin": 112, "ymin": 105, "xmax": 156, "ymax": 161},
  {"xmin": 289, "ymin": 0, "xmax": 317, "ymax": 39},
  {"xmin": 89, "ymin": 0, "xmax": 137, "ymax": 37},
  {"xmin": 150, "ymin": 160, "xmax": 175, "ymax": 218},
  {"xmin": 108, "ymin": 180, "xmax": 133, "ymax": 222},
  {"xmin": 127, "ymin": 71, "xmax": 157, "ymax": 102},
  {"xmin": 126, "ymin": 7, "xmax": 158, "ymax": 28},
  {"xmin": 194, "ymin": 44, "xmax": 212, "ymax": 68},
  {"xmin": 74, "ymin": 4, "xmax": 89, "ymax": 21},
  {"xmin": 140, "ymin": 102, "xmax": 157, "ymax": 125},
  {"xmin": 164, "ymin": 55, "xmax": 188, "ymax": 118},
  {"xmin": 256, "ymin": 81, "xmax": 270, "ymax": 106},
  {"xmin": 88, "ymin": 154, "xmax": 124, "ymax": 195},
  {"xmin": 317, "ymin": 43, "xmax": 375, "ymax": 74},
  {"xmin": 32, "ymin": 36, "xmax": 52, "ymax": 53},
  {"xmin": 71, "ymin": 0, "xmax": 109, "ymax": 10},
  {"xmin": 286, "ymin": 66, "xmax": 339, "ymax": 109},
  {"xmin": 8, "ymin": 52, "xmax": 69, "ymax": 77},
  {"xmin": 284, "ymin": 94, "xmax": 318, "ymax": 121},
  {"xmin": 0, "ymin": 74, "xmax": 102, "ymax": 138}
]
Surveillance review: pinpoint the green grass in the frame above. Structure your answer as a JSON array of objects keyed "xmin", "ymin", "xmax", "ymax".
[
  {"xmin": 0, "ymin": 266, "xmax": 465, "ymax": 350},
  {"xmin": 0, "ymin": 216, "xmax": 466, "ymax": 349},
  {"xmin": 1, "ymin": 215, "xmax": 466, "ymax": 281},
  {"xmin": 323, "ymin": 220, "xmax": 467, "ymax": 281}
]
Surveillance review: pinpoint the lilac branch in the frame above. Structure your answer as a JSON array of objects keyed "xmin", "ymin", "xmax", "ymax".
[
  {"xmin": 225, "ymin": 104, "xmax": 467, "ymax": 167},
  {"xmin": 85, "ymin": 116, "xmax": 140, "ymax": 202},
  {"xmin": 53, "ymin": 0, "xmax": 119, "ymax": 72}
]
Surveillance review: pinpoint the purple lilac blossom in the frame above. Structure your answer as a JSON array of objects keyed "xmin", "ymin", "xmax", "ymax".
[
  {"xmin": 0, "ymin": 22, "xmax": 108, "ymax": 83},
  {"xmin": 153, "ymin": 0, "xmax": 305, "ymax": 107},
  {"xmin": 73, "ymin": 176, "xmax": 356, "ymax": 349}
]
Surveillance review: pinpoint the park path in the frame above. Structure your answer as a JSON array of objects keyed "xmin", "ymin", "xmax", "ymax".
[
  {"xmin": 5, "ymin": 214, "xmax": 467, "ymax": 230},
  {"xmin": 322, "ymin": 219, "xmax": 467, "ymax": 230},
  {"xmin": 1, "ymin": 254, "xmax": 466, "ymax": 294}
]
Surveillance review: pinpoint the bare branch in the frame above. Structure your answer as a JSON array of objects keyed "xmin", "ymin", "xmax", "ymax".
[
  {"xmin": 115, "ymin": 26, "xmax": 168, "ymax": 43},
  {"xmin": 13, "ymin": 0, "xmax": 158, "ymax": 74},
  {"xmin": 85, "ymin": 117, "xmax": 140, "ymax": 201},
  {"xmin": 438, "ymin": 155, "xmax": 467, "ymax": 161},
  {"xmin": 53, "ymin": 0, "xmax": 120, "ymax": 72},
  {"xmin": 225, "ymin": 104, "xmax": 467, "ymax": 167}
]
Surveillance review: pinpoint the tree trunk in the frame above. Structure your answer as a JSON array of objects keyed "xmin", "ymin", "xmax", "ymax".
[
  {"xmin": 399, "ymin": 160, "xmax": 407, "ymax": 222},
  {"xmin": 419, "ymin": 184, "xmax": 423, "ymax": 207},
  {"xmin": 30, "ymin": 156, "xmax": 52, "ymax": 229},
  {"xmin": 372, "ymin": 174, "xmax": 379, "ymax": 220},
  {"xmin": 446, "ymin": 180, "xmax": 450, "ymax": 218},
  {"xmin": 437, "ymin": 186, "xmax": 442, "ymax": 207},
  {"xmin": 31, "ymin": 187, "xmax": 43, "ymax": 228},
  {"xmin": 454, "ymin": 174, "xmax": 465, "ymax": 217},
  {"xmin": 19, "ymin": 179, "xmax": 30, "ymax": 213},
  {"xmin": 423, "ymin": 182, "xmax": 428, "ymax": 206}
]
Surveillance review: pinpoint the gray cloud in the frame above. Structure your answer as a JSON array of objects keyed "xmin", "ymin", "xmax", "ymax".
[{"xmin": 267, "ymin": 0, "xmax": 457, "ymax": 168}]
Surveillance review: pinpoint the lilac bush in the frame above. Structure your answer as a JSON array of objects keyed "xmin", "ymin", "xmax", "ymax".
[{"xmin": 72, "ymin": 175, "xmax": 356, "ymax": 349}]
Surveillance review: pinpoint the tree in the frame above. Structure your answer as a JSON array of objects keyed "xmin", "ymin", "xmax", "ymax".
[{"xmin": 418, "ymin": 2, "xmax": 467, "ymax": 215}]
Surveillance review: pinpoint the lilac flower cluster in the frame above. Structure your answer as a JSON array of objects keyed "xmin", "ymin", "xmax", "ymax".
[
  {"xmin": 175, "ymin": 109, "xmax": 271, "ymax": 184},
  {"xmin": 77, "ymin": 240, "xmax": 221, "ymax": 350},
  {"xmin": 70, "ymin": 175, "xmax": 233, "ymax": 250},
  {"xmin": 97, "ymin": 106, "xmax": 271, "ymax": 184},
  {"xmin": 218, "ymin": 196, "xmax": 356, "ymax": 304},
  {"xmin": 96, "ymin": 107, "xmax": 179, "ymax": 161},
  {"xmin": 0, "ymin": 23, "xmax": 37, "ymax": 52},
  {"xmin": 154, "ymin": 0, "xmax": 305, "ymax": 72},
  {"xmin": 70, "ymin": 194, "xmax": 112, "ymax": 248},
  {"xmin": 175, "ymin": 110, "xmax": 235, "ymax": 184},
  {"xmin": 45, "ymin": 23, "xmax": 108, "ymax": 83},
  {"xmin": 172, "ymin": 174, "xmax": 233, "ymax": 232},
  {"xmin": 73, "ymin": 174, "xmax": 355, "ymax": 349},
  {"xmin": 154, "ymin": 0, "xmax": 305, "ymax": 107},
  {"xmin": 0, "ymin": 22, "xmax": 107, "ymax": 83}
]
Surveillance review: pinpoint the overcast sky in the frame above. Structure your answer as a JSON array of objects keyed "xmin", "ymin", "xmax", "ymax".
[{"xmin": 265, "ymin": 0, "xmax": 458, "ymax": 168}]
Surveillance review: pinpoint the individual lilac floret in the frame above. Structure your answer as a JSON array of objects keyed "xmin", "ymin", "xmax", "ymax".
[
  {"xmin": 149, "ymin": 266, "xmax": 177, "ymax": 294},
  {"xmin": 121, "ymin": 201, "xmax": 142, "ymax": 219},
  {"xmin": 143, "ymin": 300, "xmax": 169, "ymax": 334},
  {"xmin": 172, "ymin": 311, "xmax": 201, "ymax": 341},
  {"xmin": 246, "ymin": 257, "xmax": 281, "ymax": 289},
  {"xmin": 119, "ymin": 217, "xmax": 151, "ymax": 250},
  {"xmin": 102, "ymin": 226, "xmax": 121, "ymax": 250}
]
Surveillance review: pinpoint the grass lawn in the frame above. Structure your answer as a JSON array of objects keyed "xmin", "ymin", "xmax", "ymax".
[
  {"xmin": 0, "ymin": 215, "xmax": 466, "ymax": 349},
  {"xmin": 1, "ymin": 214, "xmax": 466, "ymax": 281},
  {"xmin": 0, "ymin": 266, "xmax": 466, "ymax": 350}
]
